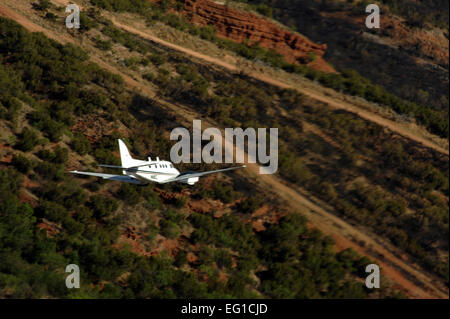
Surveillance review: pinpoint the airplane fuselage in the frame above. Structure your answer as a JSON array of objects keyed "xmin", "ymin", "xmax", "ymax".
[{"xmin": 125, "ymin": 159, "xmax": 180, "ymax": 183}]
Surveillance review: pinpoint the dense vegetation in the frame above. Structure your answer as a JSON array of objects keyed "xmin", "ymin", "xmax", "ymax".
[{"xmin": 0, "ymin": 17, "xmax": 398, "ymax": 298}]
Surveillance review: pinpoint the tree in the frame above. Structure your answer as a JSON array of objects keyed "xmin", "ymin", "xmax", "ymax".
[
  {"xmin": 88, "ymin": 195, "xmax": 118, "ymax": 218},
  {"xmin": 12, "ymin": 154, "xmax": 35, "ymax": 173},
  {"xmin": 16, "ymin": 127, "xmax": 39, "ymax": 152},
  {"xmin": 33, "ymin": 0, "xmax": 51, "ymax": 11},
  {"xmin": 236, "ymin": 195, "xmax": 263, "ymax": 214},
  {"xmin": 71, "ymin": 133, "xmax": 91, "ymax": 155}
]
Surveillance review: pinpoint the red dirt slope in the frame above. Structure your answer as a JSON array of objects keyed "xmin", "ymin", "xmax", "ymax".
[{"xmin": 182, "ymin": 0, "xmax": 335, "ymax": 72}]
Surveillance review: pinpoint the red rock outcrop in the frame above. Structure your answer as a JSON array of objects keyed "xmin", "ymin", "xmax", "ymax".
[{"xmin": 181, "ymin": 0, "xmax": 334, "ymax": 72}]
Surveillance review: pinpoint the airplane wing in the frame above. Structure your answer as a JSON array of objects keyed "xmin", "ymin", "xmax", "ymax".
[
  {"xmin": 98, "ymin": 164, "xmax": 173, "ymax": 175},
  {"xmin": 69, "ymin": 170, "xmax": 146, "ymax": 184},
  {"xmin": 161, "ymin": 165, "xmax": 246, "ymax": 183}
]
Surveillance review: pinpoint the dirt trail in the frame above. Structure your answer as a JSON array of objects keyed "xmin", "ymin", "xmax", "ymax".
[
  {"xmin": 1, "ymin": 3, "xmax": 448, "ymax": 298},
  {"xmin": 0, "ymin": 5, "xmax": 45, "ymax": 32}
]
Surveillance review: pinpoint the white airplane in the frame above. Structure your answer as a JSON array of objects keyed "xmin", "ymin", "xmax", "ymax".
[{"xmin": 70, "ymin": 139, "xmax": 245, "ymax": 185}]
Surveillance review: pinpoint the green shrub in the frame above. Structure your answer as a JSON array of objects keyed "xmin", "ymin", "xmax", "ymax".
[
  {"xmin": 174, "ymin": 250, "xmax": 187, "ymax": 267},
  {"xmin": 255, "ymin": 4, "xmax": 273, "ymax": 17},
  {"xmin": 174, "ymin": 196, "xmax": 187, "ymax": 208},
  {"xmin": 89, "ymin": 195, "xmax": 119, "ymax": 218},
  {"xmin": 79, "ymin": 12, "xmax": 99, "ymax": 32},
  {"xmin": 149, "ymin": 53, "xmax": 167, "ymax": 66},
  {"xmin": 12, "ymin": 154, "xmax": 35, "ymax": 173},
  {"xmin": 117, "ymin": 184, "xmax": 140, "ymax": 204},
  {"xmin": 160, "ymin": 219, "xmax": 180, "ymax": 239},
  {"xmin": 29, "ymin": 112, "xmax": 64, "ymax": 142},
  {"xmin": 143, "ymin": 72, "xmax": 155, "ymax": 82},
  {"xmin": 71, "ymin": 133, "xmax": 91, "ymax": 155},
  {"xmin": 33, "ymin": 0, "xmax": 51, "ymax": 11},
  {"xmin": 16, "ymin": 127, "xmax": 39, "ymax": 152},
  {"xmin": 36, "ymin": 201, "xmax": 68, "ymax": 223},
  {"xmin": 94, "ymin": 36, "xmax": 113, "ymax": 50},
  {"xmin": 212, "ymin": 182, "xmax": 240, "ymax": 204},
  {"xmin": 44, "ymin": 12, "xmax": 57, "ymax": 22},
  {"xmin": 214, "ymin": 249, "xmax": 232, "ymax": 269},
  {"xmin": 34, "ymin": 162, "xmax": 64, "ymax": 181},
  {"xmin": 37, "ymin": 147, "xmax": 68, "ymax": 164}
]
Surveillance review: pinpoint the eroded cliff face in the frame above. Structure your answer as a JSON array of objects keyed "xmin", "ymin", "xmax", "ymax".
[{"xmin": 181, "ymin": 0, "xmax": 335, "ymax": 72}]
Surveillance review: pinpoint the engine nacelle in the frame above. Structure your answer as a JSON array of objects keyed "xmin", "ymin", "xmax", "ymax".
[{"xmin": 182, "ymin": 177, "xmax": 199, "ymax": 185}]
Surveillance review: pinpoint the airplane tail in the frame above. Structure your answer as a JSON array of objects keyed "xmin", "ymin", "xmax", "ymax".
[{"xmin": 118, "ymin": 139, "xmax": 135, "ymax": 169}]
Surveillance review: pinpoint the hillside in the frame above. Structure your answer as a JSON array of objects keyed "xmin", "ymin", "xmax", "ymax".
[
  {"xmin": 0, "ymin": 0, "xmax": 448, "ymax": 299},
  {"xmin": 234, "ymin": 0, "xmax": 449, "ymax": 127}
]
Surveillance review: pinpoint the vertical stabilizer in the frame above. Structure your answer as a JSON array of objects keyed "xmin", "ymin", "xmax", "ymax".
[{"xmin": 118, "ymin": 139, "xmax": 134, "ymax": 169}]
